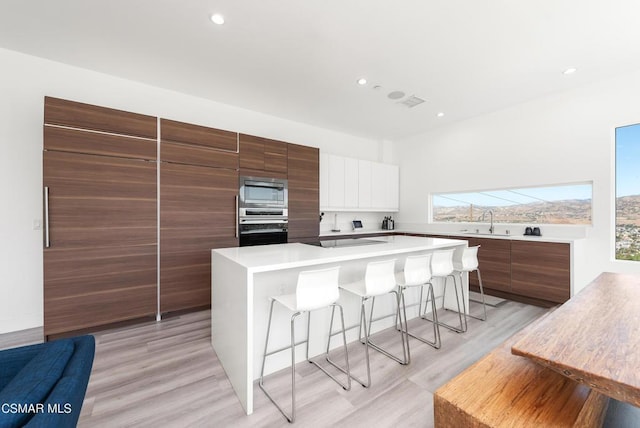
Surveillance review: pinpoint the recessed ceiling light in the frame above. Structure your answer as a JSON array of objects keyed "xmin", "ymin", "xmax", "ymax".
[
  {"xmin": 210, "ymin": 14, "xmax": 225, "ymax": 25},
  {"xmin": 357, "ymin": 78, "xmax": 367, "ymax": 86},
  {"xmin": 437, "ymin": 112, "xmax": 445, "ymax": 118},
  {"xmin": 563, "ymin": 67, "xmax": 577, "ymax": 75}
]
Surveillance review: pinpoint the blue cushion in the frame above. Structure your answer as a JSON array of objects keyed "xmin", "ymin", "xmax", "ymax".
[
  {"xmin": 0, "ymin": 340, "xmax": 74, "ymax": 428},
  {"xmin": 0, "ymin": 344, "xmax": 42, "ymax": 390},
  {"xmin": 25, "ymin": 336, "xmax": 96, "ymax": 428}
]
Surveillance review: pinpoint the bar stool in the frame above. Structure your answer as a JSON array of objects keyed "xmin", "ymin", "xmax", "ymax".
[
  {"xmin": 395, "ymin": 254, "xmax": 441, "ymax": 349},
  {"xmin": 424, "ymin": 249, "xmax": 467, "ymax": 333},
  {"xmin": 453, "ymin": 245, "xmax": 487, "ymax": 321},
  {"xmin": 259, "ymin": 266, "xmax": 350, "ymax": 423},
  {"xmin": 336, "ymin": 259, "xmax": 409, "ymax": 388}
]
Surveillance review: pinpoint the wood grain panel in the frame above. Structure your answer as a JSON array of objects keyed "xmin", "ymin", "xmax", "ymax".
[
  {"xmin": 44, "ymin": 96, "xmax": 157, "ymax": 139},
  {"xmin": 239, "ymin": 134, "xmax": 264, "ymax": 170},
  {"xmin": 264, "ymin": 140, "xmax": 287, "ymax": 173},
  {"xmin": 43, "ymin": 150, "xmax": 157, "ymax": 337},
  {"xmin": 467, "ymin": 237, "xmax": 511, "ymax": 292},
  {"xmin": 44, "ymin": 151, "xmax": 156, "ymax": 249},
  {"xmin": 160, "ymin": 162, "xmax": 238, "ymax": 313},
  {"xmin": 160, "ymin": 119, "xmax": 237, "ymax": 151},
  {"xmin": 160, "ymin": 141, "xmax": 238, "ymax": 169},
  {"xmin": 287, "ymin": 143, "xmax": 319, "ymax": 240},
  {"xmin": 435, "ymin": 338, "xmax": 609, "ymax": 428},
  {"xmin": 238, "ymin": 168, "xmax": 287, "ymax": 179},
  {"xmin": 45, "ymin": 284, "xmax": 157, "ymax": 337},
  {"xmin": 511, "ymin": 240, "xmax": 570, "ymax": 303},
  {"xmin": 44, "ymin": 125, "xmax": 156, "ymax": 160}
]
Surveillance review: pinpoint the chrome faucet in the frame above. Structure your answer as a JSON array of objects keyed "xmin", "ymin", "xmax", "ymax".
[{"xmin": 480, "ymin": 209, "xmax": 494, "ymax": 234}]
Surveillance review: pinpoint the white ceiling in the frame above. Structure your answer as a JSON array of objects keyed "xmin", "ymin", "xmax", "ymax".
[{"xmin": 2, "ymin": 0, "xmax": 640, "ymax": 140}]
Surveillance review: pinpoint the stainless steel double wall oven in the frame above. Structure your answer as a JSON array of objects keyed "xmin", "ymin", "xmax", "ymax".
[{"xmin": 238, "ymin": 176, "xmax": 288, "ymax": 246}]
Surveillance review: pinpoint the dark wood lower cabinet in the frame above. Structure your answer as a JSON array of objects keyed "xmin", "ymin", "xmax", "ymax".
[
  {"xmin": 43, "ymin": 150, "xmax": 157, "ymax": 337},
  {"xmin": 159, "ymin": 162, "xmax": 238, "ymax": 313},
  {"xmin": 468, "ymin": 237, "xmax": 511, "ymax": 293},
  {"xmin": 287, "ymin": 144, "xmax": 319, "ymax": 242},
  {"xmin": 420, "ymin": 233, "xmax": 571, "ymax": 305},
  {"xmin": 511, "ymin": 241, "xmax": 570, "ymax": 303}
]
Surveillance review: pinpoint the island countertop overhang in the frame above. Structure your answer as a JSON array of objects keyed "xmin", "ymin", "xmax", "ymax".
[{"xmin": 212, "ymin": 235, "xmax": 467, "ymax": 273}]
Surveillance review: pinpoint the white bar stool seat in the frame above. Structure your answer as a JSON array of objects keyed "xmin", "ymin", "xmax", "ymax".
[
  {"xmin": 395, "ymin": 254, "xmax": 441, "ymax": 349},
  {"xmin": 259, "ymin": 266, "xmax": 351, "ymax": 423},
  {"xmin": 337, "ymin": 258, "xmax": 409, "ymax": 388},
  {"xmin": 453, "ymin": 245, "xmax": 487, "ymax": 321}
]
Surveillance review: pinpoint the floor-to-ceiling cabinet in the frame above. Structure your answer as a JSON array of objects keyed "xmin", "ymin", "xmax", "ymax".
[
  {"xmin": 43, "ymin": 98, "xmax": 318, "ymax": 337},
  {"xmin": 43, "ymin": 97, "xmax": 158, "ymax": 339},
  {"xmin": 159, "ymin": 119, "xmax": 239, "ymax": 313},
  {"xmin": 287, "ymin": 143, "xmax": 319, "ymax": 243}
]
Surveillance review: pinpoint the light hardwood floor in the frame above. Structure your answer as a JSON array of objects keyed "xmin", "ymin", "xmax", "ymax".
[
  {"xmin": 82, "ymin": 301, "xmax": 545, "ymax": 427},
  {"xmin": 1, "ymin": 300, "xmax": 637, "ymax": 427}
]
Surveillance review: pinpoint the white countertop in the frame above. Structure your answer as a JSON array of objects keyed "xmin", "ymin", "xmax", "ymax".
[
  {"xmin": 213, "ymin": 235, "xmax": 466, "ymax": 273},
  {"xmin": 320, "ymin": 227, "xmax": 580, "ymax": 244},
  {"xmin": 416, "ymin": 230, "xmax": 579, "ymax": 244}
]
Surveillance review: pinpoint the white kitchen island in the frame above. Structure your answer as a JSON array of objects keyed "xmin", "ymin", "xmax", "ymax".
[{"xmin": 211, "ymin": 235, "xmax": 467, "ymax": 414}]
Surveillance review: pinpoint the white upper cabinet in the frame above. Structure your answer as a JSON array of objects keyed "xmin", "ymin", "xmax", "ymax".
[
  {"xmin": 344, "ymin": 157, "xmax": 359, "ymax": 208},
  {"xmin": 320, "ymin": 153, "xmax": 398, "ymax": 212},
  {"xmin": 327, "ymin": 154, "xmax": 345, "ymax": 208},
  {"xmin": 358, "ymin": 160, "xmax": 372, "ymax": 209}
]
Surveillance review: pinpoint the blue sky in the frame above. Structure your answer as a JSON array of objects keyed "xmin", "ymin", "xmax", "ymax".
[{"xmin": 616, "ymin": 123, "xmax": 640, "ymax": 197}]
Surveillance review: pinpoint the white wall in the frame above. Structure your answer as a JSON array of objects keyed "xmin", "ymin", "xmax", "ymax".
[
  {"xmin": 0, "ymin": 47, "xmax": 389, "ymax": 334},
  {"xmin": 396, "ymin": 68, "xmax": 640, "ymax": 292}
]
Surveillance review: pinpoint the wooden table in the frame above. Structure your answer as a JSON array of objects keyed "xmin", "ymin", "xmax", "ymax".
[{"xmin": 511, "ymin": 272, "xmax": 640, "ymax": 407}]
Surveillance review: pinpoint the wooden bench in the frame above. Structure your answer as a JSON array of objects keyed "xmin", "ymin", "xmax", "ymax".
[{"xmin": 434, "ymin": 330, "xmax": 610, "ymax": 427}]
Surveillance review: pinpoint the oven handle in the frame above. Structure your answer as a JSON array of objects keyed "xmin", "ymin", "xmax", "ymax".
[
  {"xmin": 240, "ymin": 219, "xmax": 288, "ymax": 225},
  {"xmin": 240, "ymin": 229, "xmax": 288, "ymax": 235}
]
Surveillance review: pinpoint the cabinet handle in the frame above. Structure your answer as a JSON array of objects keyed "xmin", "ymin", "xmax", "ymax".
[
  {"xmin": 44, "ymin": 187, "xmax": 50, "ymax": 248},
  {"xmin": 235, "ymin": 195, "xmax": 239, "ymax": 238}
]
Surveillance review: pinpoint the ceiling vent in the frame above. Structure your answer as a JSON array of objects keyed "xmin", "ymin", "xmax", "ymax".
[{"xmin": 399, "ymin": 95, "xmax": 426, "ymax": 108}]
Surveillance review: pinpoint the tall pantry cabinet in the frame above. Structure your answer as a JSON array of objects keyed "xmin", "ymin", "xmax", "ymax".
[
  {"xmin": 159, "ymin": 119, "xmax": 239, "ymax": 313},
  {"xmin": 43, "ymin": 97, "xmax": 158, "ymax": 339}
]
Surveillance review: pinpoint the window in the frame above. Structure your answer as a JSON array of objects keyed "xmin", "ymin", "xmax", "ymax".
[
  {"xmin": 432, "ymin": 183, "xmax": 592, "ymax": 225},
  {"xmin": 616, "ymin": 123, "xmax": 640, "ymax": 261}
]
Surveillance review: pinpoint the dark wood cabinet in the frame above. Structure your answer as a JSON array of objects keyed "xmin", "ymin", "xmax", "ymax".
[
  {"xmin": 159, "ymin": 163, "xmax": 238, "ymax": 313},
  {"xmin": 467, "ymin": 237, "xmax": 511, "ymax": 293},
  {"xmin": 43, "ymin": 98, "xmax": 158, "ymax": 338},
  {"xmin": 44, "ymin": 96, "xmax": 157, "ymax": 139},
  {"xmin": 239, "ymin": 134, "xmax": 287, "ymax": 177},
  {"xmin": 511, "ymin": 241, "xmax": 570, "ymax": 303},
  {"xmin": 420, "ymin": 233, "xmax": 570, "ymax": 305},
  {"xmin": 287, "ymin": 143, "xmax": 319, "ymax": 242},
  {"xmin": 159, "ymin": 119, "xmax": 239, "ymax": 314},
  {"xmin": 42, "ymin": 97, "xmax": 324, "ymax": 334}
]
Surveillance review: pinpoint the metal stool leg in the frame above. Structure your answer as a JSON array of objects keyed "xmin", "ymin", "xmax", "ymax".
[
  {"xmin": 424, "ymin": 274, "xmax": 466, "ymax": 333},
  {"xmin": 310, "ymin": 304, "xmax": 352, "ymax": 390},
  {"xmin": 401, "ymin": 282, "xmax": 441, "ymax": 349},
  {"xmin": 365, "ymin": 291, "xmax": 410, "ymax": 365},
  {"xmin": 465, "ymin": 269, "xmax": 488, "ymax": 321},
  {"xmin": 261, "ymin": 302, "xmax": 352, "ymax": 423},
  {"xmin": 258, "ymin": 299, "xmax": 301, "ymax": 423}
]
